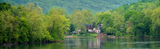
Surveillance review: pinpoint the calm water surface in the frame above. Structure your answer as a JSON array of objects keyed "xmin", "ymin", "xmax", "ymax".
[{"xmin": 1, "ymin": 38, "xmax": 160, "ymax": 49}]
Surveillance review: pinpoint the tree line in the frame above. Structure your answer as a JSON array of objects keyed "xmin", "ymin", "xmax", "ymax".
[
  {"xmin": 96, "ymin": 0, "xmax": 160, "ymax": 37},
  {"xmin": 68, "ymin": 0, "xmax": 160, "ymax": 37},
  {"xmin": 0, "ymin": 3, "xmax": 69, "ymax": 43}
]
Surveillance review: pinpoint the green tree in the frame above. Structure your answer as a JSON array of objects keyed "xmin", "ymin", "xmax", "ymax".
[
  {"xmin": 129, "ymin": 11, "xmax": 148, "ymax": 37},
  {"xmin": 151, "ymin": 7, "xmax": 160, "ymax": 37},
  {"xmin": 70, "ymin": 9, "xmax": 94, "ymax": 32},
  {"xmin": 46, "ymin": 7, "xmax": 69, "ymax": 41},
  {"xmin": 97, "ymin": 12, "xmax": 114, "ymax": 33},
  {"xmin": 124, "ymin": 10, "xmax": 138, "ymax": 21},
  {"xmin": 0, "ymin": 2, "xmax": 11, "ymax": 11},
  {"xmin": 69, "ymin": 23, "xmax": 75, "ymax": 33}
]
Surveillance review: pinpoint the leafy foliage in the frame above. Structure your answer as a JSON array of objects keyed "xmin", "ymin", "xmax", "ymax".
[
  {"xmin": 95, "ymin": 0, "xmax": 160, "ymax": 37},
  {"xmin": 96, "ymin": 12, "xmax": 114, "ymax": 33},
  {"xmin": 0, "ymin": 3, "xmax": 69, "ymax": 43},
  {"xmin": 69, "ymin": 9, "xmax": 95, "ymax": 32}
]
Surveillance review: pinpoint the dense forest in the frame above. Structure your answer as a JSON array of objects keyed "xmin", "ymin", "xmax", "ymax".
[
  {"xmin": 1, "ymin": 0, "xmax": 160, "ymax": 44},
  {"xmin": 0, "ymin": 0, "xmax": 139, "ymax": 14},
  {"xmin": 96, "ymin": 0, "xmax": 160, "ymax": 37},
  {"xmin": 68, "ymin": 0, "xmax": 160, "ymax": 37},
  {"xmin": 0, "ymin": 3, "xmax": 69, "ymax": 43}
]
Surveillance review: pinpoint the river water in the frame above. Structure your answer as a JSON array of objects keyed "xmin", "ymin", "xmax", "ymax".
[{"xmin": 1, "ymin": 38, "xmax": 160, "ymax": 49}]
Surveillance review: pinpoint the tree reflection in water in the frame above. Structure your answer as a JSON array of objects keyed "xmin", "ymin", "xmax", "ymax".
[{"xmin": 1, "ymin": 38, "xmax": 160, "ymax": 49}]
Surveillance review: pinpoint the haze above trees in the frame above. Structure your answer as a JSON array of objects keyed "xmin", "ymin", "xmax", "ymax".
[{"xmin": 0, "ymin": 0, "xmax": 139, "ymax": 14}]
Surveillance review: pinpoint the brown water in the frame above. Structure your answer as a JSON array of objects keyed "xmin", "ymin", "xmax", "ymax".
[{"xmin": 1, "ymin": 38, "xmax": 160, "ymax": 49}]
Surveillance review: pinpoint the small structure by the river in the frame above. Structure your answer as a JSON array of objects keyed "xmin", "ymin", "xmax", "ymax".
[
  {"xmin": 84, "ymin": 23, "xmax": 102, "ymax": 33},
  {"xmin": 96, "ymin": 23, "xmax": 103, "ymax": 33}
]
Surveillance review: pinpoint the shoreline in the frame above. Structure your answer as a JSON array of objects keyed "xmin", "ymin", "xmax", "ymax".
[
  {"xmin": 65, "ymin": 35, "xmax": 160, "ymax": 38},
  {"xmin": 65, "ymin": 36, "xmax": 95, "ymax": 38}
]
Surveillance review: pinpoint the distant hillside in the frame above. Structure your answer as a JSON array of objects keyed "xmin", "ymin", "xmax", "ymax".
[{"xmin": 0, "ymin": 0, "xmax": 139, "ymax": 14}]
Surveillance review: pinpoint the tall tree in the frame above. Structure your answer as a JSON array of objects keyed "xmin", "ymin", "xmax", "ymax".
[
  {"xmin": 151, "ymin": 7, "xmax": 160, "ymax": 37},
  {"xmin": 97, "ymin": 12, "xmax": 114, "ymax": 33},
  {"xmin": 70, "ymin": 9, "xmax": 94, "ymax": 32},
  {"xmin": 46, "ymin": 7, "xmax": 69, "ymax": 41}
]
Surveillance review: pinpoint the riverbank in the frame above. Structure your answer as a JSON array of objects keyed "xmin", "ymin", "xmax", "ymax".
[
  {"xmin": 65, "ymin": 33, "xmax": 98, "ymax": 38},
  {"xmin": 65, "ymin": 33, "xmax": 160, "ymax": 39},
  {"xmin": 65, "ymin": 36, "xmax": 92, "ymax": 38},
  {"xmin": 65, "ymin": 33, "xmax": 108, "ymax": 38}
]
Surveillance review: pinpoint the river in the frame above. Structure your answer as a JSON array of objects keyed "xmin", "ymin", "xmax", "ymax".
[{"xmin": 1, "ymin": 38, "xmax": 160, "ymax": 49}]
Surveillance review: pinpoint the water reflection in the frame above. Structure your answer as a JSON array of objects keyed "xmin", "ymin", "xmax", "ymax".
[
  {"xmin": 1, "ymin": 38, "xmax": 160, "ymax": 49},
  {"xmin": 0, "ymin": 42, "xmax": 66, "ymax": 49},
  {"xmin": 64, "ymin": 38, "xmax": 101, "ymax": 49},
  {"xmin": 64, "ymin": 38, "xmax": 160, "ymax": 49}
]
